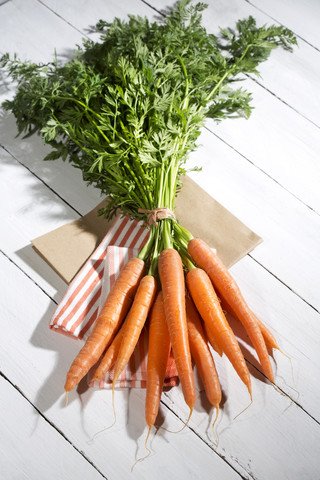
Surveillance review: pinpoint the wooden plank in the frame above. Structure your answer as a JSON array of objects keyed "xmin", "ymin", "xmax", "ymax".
[
  {"xmin": 0, "ymin": 376, "xmax": 104, "ymax": 480},
  {"xmin": 0, "ymin": 0, "xmax": 83, "ymax": 62},
  {"xmin": 0, "ymin": 145, "xmax": 77, "ymax": 300},
  {"xmin": 0, "ymin": 115, "xmax": 103, "ymax": 217},
  {"xmin": 0, "ymin": 251, "xmax": 243, "ymax": 479},
  {"xmin": 225, "ymin": 254, "xmax": 320, "ymax": 422},
  {"xmin": 247, "ymin": 0, "xmax": 320, "ymax": 50},
  {"xmin": 0, "ymin": 0, "xmax": 103, "ymax": 225},
  {"xmin": 162, "ymin": 369, "xmax": 320, "ymax": 480},
  {"xmin": 41, "ymin": 0, "xmax": 153, "ymax": 32},
  {"xmin": 206, "ymin": 77, "xmax": 320, "ymax": 214}
]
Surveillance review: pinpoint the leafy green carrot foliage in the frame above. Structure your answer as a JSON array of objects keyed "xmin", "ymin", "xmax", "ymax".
[{"xmin": 1, "ymin": 0, "xmax": 296, "ymax": 231}]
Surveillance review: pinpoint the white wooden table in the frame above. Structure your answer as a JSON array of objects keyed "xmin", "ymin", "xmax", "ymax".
[{"xmin": 1, "ymin": 1, "xmax": 320, "ymax": 479}]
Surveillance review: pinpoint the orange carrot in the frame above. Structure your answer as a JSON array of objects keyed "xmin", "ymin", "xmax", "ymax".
[
  {"xmin": 64, "ymin": 257, "xmax": 145, "ymax": 392},
  {"xmin": 145, "ymin": 291, "xmax": 171, "ymax": 428},
  {"xmin": 188, "ymin": 238, "xmax": 274, "ymax": 383},
  {"xmin": 186, "ymin": 295, "xmax": 221, "ymax": 409},
  {"xmin": 186, "ymin": 267, "xmax": 252, "ymax": 397},
  {"xmin": 219, "ymin": 295, "xmax": 279, "ymax": 351},
  {"xmin": 112, "ymin": 275, "xmax": 157, "ymax": 389},
  {"xmin": 158, "ymin": 248, "xmax": 196, "ymax": 411},
  {"xmin": 202, "ymin": 321, "xmax": 224, "ymax": 357},
  {"xmin": 253, "ymin": 313, "xmax": 279, "ymax": 351},
  {"xmin": 93, "ymin": 318, "xmax": 128, "ymax": 382}
]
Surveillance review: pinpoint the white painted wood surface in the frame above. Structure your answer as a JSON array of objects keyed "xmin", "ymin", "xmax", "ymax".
[{"xmin": 1, "ymin": 1, "xmax": 319, "ymax": 479}]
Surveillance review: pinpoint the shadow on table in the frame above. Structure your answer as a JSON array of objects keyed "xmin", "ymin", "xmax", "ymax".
[
  {"xmin": 28, "ymin": 296, "xmax": 95, "ymax": 412},
  {"xmin": 226, "ymin": 311, "xmax": 276, "ymax": 382},
  {"xmin": 15, "ymin": 244, "xmax": 69, "ymax": 297}
]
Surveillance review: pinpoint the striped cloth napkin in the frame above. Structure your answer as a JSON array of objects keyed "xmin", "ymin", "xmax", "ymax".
[{"xmin": 50, "ymin": 214, "xmax": 178, "ymax": 389}]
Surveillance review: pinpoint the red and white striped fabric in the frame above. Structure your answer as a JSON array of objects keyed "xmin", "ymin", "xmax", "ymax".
[{"xmin": 50, "ymin": 214, "xmax": 178, "ymax": 389}]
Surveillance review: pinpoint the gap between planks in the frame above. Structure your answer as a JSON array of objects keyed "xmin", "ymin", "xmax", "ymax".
[
  {"xmin": 0, "ymin": 247, "xmax": 58, "ymax": 305},
  {"xmin": 204, "ymin": 125, "xmax": 320, "ymax": 217},
  {"xmin": 36, "ymin": 0, "xmax": 84, "ymax": 36},
  {"xmin": 249, "ymin": 254, "xmax": 320, "ymax": 315},
  {"xmin": 0, "ymin": 145, "xmax": 82, "ymax": 217},
  {"xmin": 160, "ymin": 391, "xmax": 249, "ymax": 480},
  {"xmin": 244, "ymin": 0, "xmax": 320, "ymax": 53}
]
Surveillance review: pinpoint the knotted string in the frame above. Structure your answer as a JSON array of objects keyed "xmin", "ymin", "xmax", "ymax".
[{"xmin": 138, "ymin": 207, "xmax": 176, "ymax": 226}]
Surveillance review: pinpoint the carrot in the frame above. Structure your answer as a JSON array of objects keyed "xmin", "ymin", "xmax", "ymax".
[
  {"xmin": 202, "ymin": 321, "xmax": 224, "ymax": 357},
  {"xmin": 158, "ymin": 248, "xmax": 196, "ymax": 411},
  {"xmin": 186, "ymin": 267, "xmax": 252, "ymax": 397},
  {"xmin": 253, "ymin": 313, "xmax": 279, "ymax": 351},
  {"xmin": 188, "ymin": 238, "xmax": 274, "ymax": 383},
  {"xmin": 219, "ymin": 295, "xmax": 279, "ymax": 351},
  {"xmin": 92, "ymin": 318, "xmax": 128, "ymax": 382},
  {"xmin": 64, "ymin": 257, "xmax": 145, "ymax": 392},
  {"xmin": 145, "ymin": 291, "xmax": 171, "ymax": 428},
  {"xmin": 186, "ymin": 295, "xmax": 221, "ymax": 409},
  {"xmin": 112, "ymin": 275, "xmax": 157, "ymax": 389}
]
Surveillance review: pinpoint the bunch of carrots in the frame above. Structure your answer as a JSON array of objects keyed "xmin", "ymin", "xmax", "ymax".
[
  {"xmin": 64, "ymin": 232, "xmax": 279, "ymax": 438},
  {"xmin": 2, "ymin": 0, "xmax": 294, "ymax": 448}
]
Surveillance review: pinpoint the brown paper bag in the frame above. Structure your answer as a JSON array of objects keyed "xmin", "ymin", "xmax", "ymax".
[{"xmin": 32, "ymin": 176, "xmax": 262, "ymax": 284}]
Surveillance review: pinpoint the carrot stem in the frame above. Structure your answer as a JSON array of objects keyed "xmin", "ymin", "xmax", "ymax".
[
  {"xmin": 162, "ymin": 219, "xmax": 173, "ymax": 250},
  {"xmin": 138, "ymin": 226, "xmax": 156, "ymax": 261}
]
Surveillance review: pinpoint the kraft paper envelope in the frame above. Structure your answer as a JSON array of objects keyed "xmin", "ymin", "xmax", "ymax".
[{"xmin": 32, "ymin": 176, "xmax": 262, "ymax": 284}]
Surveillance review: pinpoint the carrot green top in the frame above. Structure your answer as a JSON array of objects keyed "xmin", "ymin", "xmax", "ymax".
[{"xmin": 1, "ymin": 0, "xmax": 297, "ymax": 274}]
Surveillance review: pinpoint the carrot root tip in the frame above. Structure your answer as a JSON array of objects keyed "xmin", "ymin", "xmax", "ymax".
[
  {"xmin": 88, "ymin": 389, "xmax": 117, "ymax": 443},
  {"xmin": 88, "ymin": 419, "xmax": 116, "ymax": 444},
  {"xmin": 131, "ymin": 426, "xmax": 152, "ymax": 472},
  {"xmin": 278, "ymin": 349, "xmax": 300, "ymax": 401},
  {"xmin": 212, "ymin": 406, "xmax": 220, "ymax": 450},
  {"xmin": 112, "ymin": 383, "xmax": 117, "ymax": 425},
  {"xmin": 64, "ymin": 391, "xmax": 69, "ymax": 408},
  {"xmin": 233, "ymin": 398, "xmax": 253, "ymax": 421},
  {"xmin": 87, "ymin": 384, "xmax": 117, "ymax": 444},
  {"xmin": 270, "ymin": 380, "xmax": 299, "ymax": 411}
]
